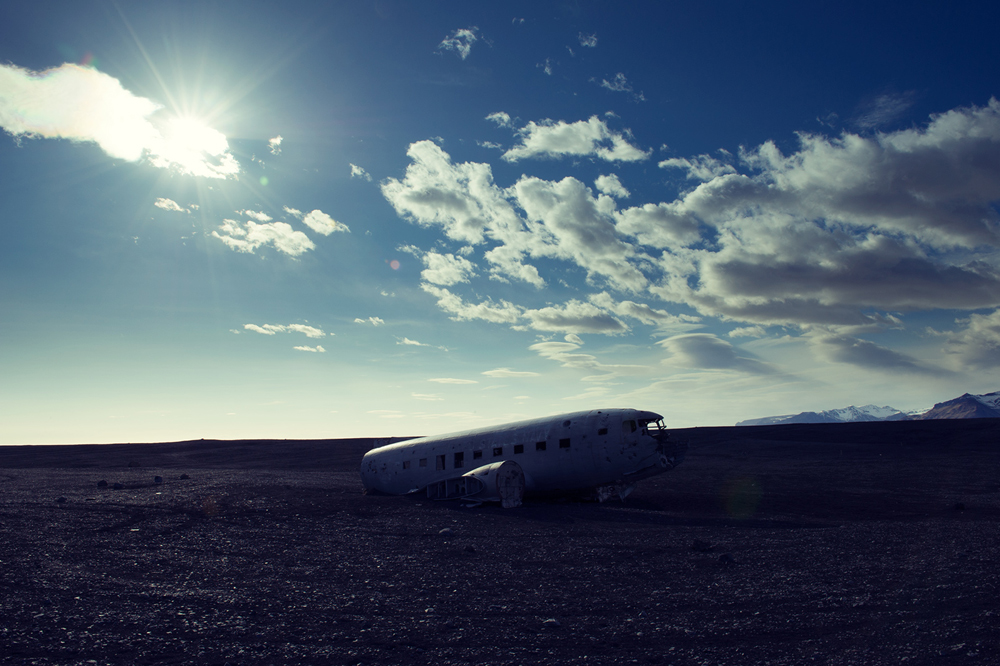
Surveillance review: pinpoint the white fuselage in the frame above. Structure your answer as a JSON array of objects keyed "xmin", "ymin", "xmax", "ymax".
[{"xmin": 359, "ymin": 408, "xmax": 683, "ymax": 497}]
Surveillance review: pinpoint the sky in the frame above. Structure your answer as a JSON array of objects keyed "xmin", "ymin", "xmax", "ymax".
[{"xmin": 2, "ymin": 1, "xmax": 999, "ymax": 444}]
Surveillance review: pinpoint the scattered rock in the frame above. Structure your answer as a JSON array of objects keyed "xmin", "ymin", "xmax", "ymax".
[
  {"xmin": 542, "ymin": 618, "xmax": 561, "ymax": 628},
  {"xmin": 438, "ymin": 528, "xmax": 454, "ymax": 537},
  {"xmin": 97, "ymin": 480, "xmax": 108, "ymax": 488},
  {"xmin": 691, "ymin": 539, "xmax": 714, "ymax": 553},
  {"xmin": 127, "ymin": 461, "xmax": 141, "ymax": 468},
  {"xmin": 55, "ymin": 497, "xmax": 67, "ymax": 504},
  {"xmin": 179, "ymin": 474, "xmax": 190, "ymax": 480},
  {"xmin": 463, "ymin": 545, "xmax": 476, "ymax": 554},
  {"xmin": 719, "ymin": 553, "xmax": 736, "ymax": 565},
  {"xmin": 154, "ymin": 476, "xmax": 163, "ymax": 484},
  {"xmin": 113, "ymin": 483, "xmax": 124, "ymax": 490},
  {"xmin": 954, "ymin": 502, "xmax": 966, "ymax": 511}
]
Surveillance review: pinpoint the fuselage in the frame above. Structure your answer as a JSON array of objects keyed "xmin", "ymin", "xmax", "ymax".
[{"xmin": 359, "ymin": 408, "xmax": 684, "ymax": 497}]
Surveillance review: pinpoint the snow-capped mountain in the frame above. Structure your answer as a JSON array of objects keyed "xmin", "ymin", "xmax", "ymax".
[
  {"xmin": 916, "ymin": 391, "xmax": 1000, "ymax": 420},
  {"xmin": 736, "ymin": 391, "xmax": 1000, "ymax": 426}
]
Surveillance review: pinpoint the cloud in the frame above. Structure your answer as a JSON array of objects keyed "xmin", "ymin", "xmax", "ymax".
[
  {"xmin": 942, "ymin": 309, "xmax": 1000, "ymax": 369},
  {"xmin": 245, "ymin": 323, "xmax": 326, "ymax": 339},
  {"xmin": 382, "ymin": 101, "xmax": 1000, "ymax": 366},
  {"xmin": 301, "ymin": 209, "xmax": 349, "ymax": 236},
  {"xmin": 241, "ymin": 210, "xmax": 273, "ymax": 222},
  {"xmin": 528, "ymin": 340, "xmax": 601, "ymax": 370},
  {"xmin": 578, "ymin": 33, "xmax": 598, "ymax": 47},
  {"xmin": 244, "ymin": 324, "xmax": 283, "ymax": 335},
  {"xmin": 294, "ymin": 345, "xmax": 325, "ymax": 353},
  {"xmin": 481, "ymin": 368, "xmax": 540, "ymax": 378},
  {"xmin": 268, "ymin": 135, "xmax": 282, "ymax": 155},
  {"xmin": 659, "ymin": 153, "xmax": 736, "ymax": 181},
  {"xmin": 644, "ymin": 99, "xmax": 1000, "ymax": 328},
  {"xmin": 283, "ymin": 206, "xmax": 303, "ymax": 217},
  {"xmin": 588, "ymin": 292, "xmax": 700, "ymax": 329},
  {"xmin": 658, "ymin": 333, "xmax": 776, "ymax": 374},
  {"xmin": 538, "ymin": 58, "xmax": 553, "ymax": 76},
  {"xmin": 523, "ymin": 300, "xmax": 628, "ymax": 335},
  {"xmin": 154, "ymin": 197, "xmax": 187, "ymax": 213},
  {"xmin": 811, "ymin": 333, "xmax": 937, "ymax": 374},
  {"xmin": 478, "ymin": 140, "xmax": 503, "ymax": 150},
  {"xmin": 398, "ymin": 337, "xmax": 430, "ymax": 346},
  {"xmin": 486, "ymin": 112, "xmax": 512, "ymax": 128},
  {"xmin": 513, "ymin": 176, "xmax": 649, "ymax": 291},
  {"xmin": 502, "ymin": 116, "xmax": 649, "ymax": 162},
  {"xmin": 354, "ymin": 317, "xmax": 385, "ymax": 326},
  {"xmin": 412, "ymin": 393, "xmax": 444, "ymax": 401},
  {"xmin": 420, "ymin": 251, "xmax": 476, "ymax": 286},
  {"xmin": 0, "ymin": 63, "xmax": 241, "ymax": 178},
  {"xmin": 437, "ymin": 27, "xmax": 478, "ymax": 60},
  {"xmin": 428, "ymin": 377, "xmax": 479, "ymax": 384},
  {"xmin": 421, "ymin": 284, "xmax": 522, "ymax": 324},
  {"xmin": 213, "ymin": 219, "xmax": 315, "ymax": 257},
  {"xmin": 286, "ymin": 324, "xmax": 325, "ymax": 339},
  {"xmin": 595, "ymin": 174, "xmax": 629, "ymax": 199},
  {"xmin": 599, "ymin": 73, "xmax": 645, "ymax": 101},
  {"xmin": 350, "ymin": 163, "xmax": 372, "ymax": 181},
  {"xmin": 854, "ymin": 91, "xmax": 916, "ymax": 129},
  {"xmin": 728, "ymin": 326, "xmax": 766, "ymax": 338}
]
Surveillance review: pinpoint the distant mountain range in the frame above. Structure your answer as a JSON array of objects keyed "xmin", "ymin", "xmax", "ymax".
[{"xmin": 736, "ymin": 391, "xmax": 1000, "ymax": 426}]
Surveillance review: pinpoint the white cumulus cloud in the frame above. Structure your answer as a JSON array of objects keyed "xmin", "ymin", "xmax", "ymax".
[
  {"xmin": 213, "ymin": 219, "xmax": 315, "ymax": 257},
  {"xmin": 502, "ymin": 116, "xmax": 649, "ymax": 162},
  {"xmin": 154, "ymin": 198, "xmax": 187, "ymax": 213},
  {"xmin": 0, "ymin": 63, "xmax": 241, "ymax": 178},
  {"xmin": 301, "ymin": 209, "xmax": 349, "ymax": 236}
]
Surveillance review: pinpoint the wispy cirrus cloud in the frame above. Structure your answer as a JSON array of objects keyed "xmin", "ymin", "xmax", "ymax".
[
  {"xmin": 0, "ymin": 62, "xmax": 240, "ymax": 178},
  {"xmin": 437, "ymin": 27, "xmax": 478, "ymax": 60},
  {"xmin": 481, "ymin": 368, "xmax": 539, "ymax": 378}
]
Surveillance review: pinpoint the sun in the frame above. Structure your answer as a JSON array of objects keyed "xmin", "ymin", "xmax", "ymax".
[{"xmin": 147, "ymin": 114, "xmax": 240, "ymax": 178}]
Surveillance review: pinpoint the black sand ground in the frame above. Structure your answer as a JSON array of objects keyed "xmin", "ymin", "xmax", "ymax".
[{"xmin": 1, "ymin": 419, "xmax": 999, "ymax": 665}]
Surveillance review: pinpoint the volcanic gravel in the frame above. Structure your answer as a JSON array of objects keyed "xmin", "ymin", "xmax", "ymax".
[{"xmin": 1, "ymin": 419, "xmax": 999, "ymax": 665}]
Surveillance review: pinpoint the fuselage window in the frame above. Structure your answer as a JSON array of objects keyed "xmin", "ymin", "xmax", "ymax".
[
  {"xmin": 622, "ymin": 420, "xmax": 637, "ymax": 436},
  {"xmin": 559, "ymin": 438, "xmax": 571, "ymax": 449},
  {"xmin": 454, "ymin": 452, "xmax": 464, "ymax": 468},
  {"xmin": 402, "ymin": 460, "xmax": 411, "ymax": 470},
  {"xmin": 598, "ymin": 427, "xmax": 608, "ymax": 436},
  {"xmin": 514, "ymin": 444, "xmax": 524, "ymax": 454},
  {"xmin": 493, "ymin": 447, "xmax": 503, "ymax": 457},
  {"xmin": 436, "ymin": 455, "xmax": 445, "ymax": 470},
  {"xmin": 419, "ymin": 458, "xmax": 427, "ymax": 467},
  {"xmin": 473, "ymin": 450, "xmax": 483, "ymax": 459},
  {"xmin": 535, "ymin": 441, "xmax": 546, "ymax": 451}
]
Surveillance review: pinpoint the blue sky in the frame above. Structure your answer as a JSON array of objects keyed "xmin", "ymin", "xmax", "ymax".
[{"xmin": 2, "ymin": 1, "xmax": 999, "ymax": 443}]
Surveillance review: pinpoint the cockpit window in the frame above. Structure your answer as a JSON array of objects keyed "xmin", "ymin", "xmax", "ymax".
[{"xmin": 622, "ymin": 420, "xmax": 637, "ymax": 435}]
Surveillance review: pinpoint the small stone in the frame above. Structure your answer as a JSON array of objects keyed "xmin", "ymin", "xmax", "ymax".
[
  {"xmin": 97, "ymin": 480, "xmax": 108, "ymax": 488},
  {"xmin": 113, "ymin": 482, "xmax": 124, "ymax": 490},
  {"xmin": 128, "ymin": 461, "xmax": 141, "ymax": 468},
  {"xmin": 691, "ymin": 539, "xmax": 714, "ymax": 553},
  {"xmin": 719, "ymin": 553, "xmax": 736, "ymax": 565},
  {"xmin": 154, "ymin": 476, "xmax": 163, "ymax": 484},
  {"xmin": 954, "ymin": 502, "xmax": 966, "ymax": 511},
  {"xmin": 542, "ymin": 618, "xmax": 561, "ymax": 628},
  {"xmin": 438, "ymin": 528, "xmax": 454, "ymax": 537},
  {"xmin": 463, "ymin": 545, "xmax": 476, "ymax": 553},
  {"xmin": 55, "ymin": 497, "xmax": 67, "ymax": 504},
  {"xmin": 179, "ymin": 474, "xmax": 190, "ymax": 480}
]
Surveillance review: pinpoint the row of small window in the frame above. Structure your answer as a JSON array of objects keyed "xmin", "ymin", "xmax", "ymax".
[{"xmin": 401, "ymin": 438, "xmax": 572, "ymax": 470}]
